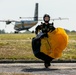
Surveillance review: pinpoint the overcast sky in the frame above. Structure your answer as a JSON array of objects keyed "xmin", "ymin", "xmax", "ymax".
[{"xmin": 0, "ymin": 0, "xmax": 76, "ymax": 32}]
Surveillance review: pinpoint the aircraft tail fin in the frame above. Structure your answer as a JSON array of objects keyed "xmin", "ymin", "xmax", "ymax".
[{"xmin": 34, "ymin": 3, "xmax": 38, "ymax": 21}]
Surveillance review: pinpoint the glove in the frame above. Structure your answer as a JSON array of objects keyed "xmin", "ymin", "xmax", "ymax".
[{"xmin": 40, "ymin": 33, "xmax": 48, "ymax": 38}]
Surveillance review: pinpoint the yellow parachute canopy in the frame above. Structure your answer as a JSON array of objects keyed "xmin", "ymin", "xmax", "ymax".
[{"xmin": 40, "ymin": 27, "xmax": 68, "ymax": 58}]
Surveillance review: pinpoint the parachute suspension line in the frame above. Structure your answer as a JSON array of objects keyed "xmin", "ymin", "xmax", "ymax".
[{"xmin": 45, "ymin": 37, "xmax": 51, "ymax": 50}]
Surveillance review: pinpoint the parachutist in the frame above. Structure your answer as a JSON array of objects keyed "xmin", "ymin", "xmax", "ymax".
[
  {"xmin": 32, "ymin": 14, "xmax": 68, "ymax": 68},
  {"xmin": 33, "ymin": 14, "xmax": 55, "ymax": 68}
]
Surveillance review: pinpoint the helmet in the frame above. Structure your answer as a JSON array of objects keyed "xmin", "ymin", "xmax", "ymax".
[{"xmin": 43, "ymin": 14, "xmax": 50, "ymax": 22}]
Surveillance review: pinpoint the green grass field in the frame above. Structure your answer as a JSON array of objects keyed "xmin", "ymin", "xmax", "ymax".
[{"xmin": 0, "ymin": 33, "xmax": 76, "ymax": 60}]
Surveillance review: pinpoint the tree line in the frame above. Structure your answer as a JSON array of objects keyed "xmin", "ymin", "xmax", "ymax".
[
  {"xmin": 0, "ymin": 29, "xmax": 5, "ymax": 34},
  {"xmin": 0, "ymin": 29, "xmax": 76, "ymax": 34}
]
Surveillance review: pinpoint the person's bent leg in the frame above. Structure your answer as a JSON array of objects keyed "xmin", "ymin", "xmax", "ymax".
[{"xmin": 44, "ymin": 57, "xmax": 54, "ymax": 68}]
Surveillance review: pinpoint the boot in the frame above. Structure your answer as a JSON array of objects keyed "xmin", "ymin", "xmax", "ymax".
[{"xmin": 44, "ymin": 61, "xmax": 51, "ymax": 68}]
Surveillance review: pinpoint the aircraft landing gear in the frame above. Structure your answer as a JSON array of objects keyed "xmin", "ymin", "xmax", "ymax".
[{"xmin": 14, "ymin": 31, "xmax": 19, "ymax": 33}]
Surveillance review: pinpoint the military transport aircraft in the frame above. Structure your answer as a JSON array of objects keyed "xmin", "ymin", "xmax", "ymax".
[
  {"xmin": 0, "ymin": 3, "xmax": 69, "ymax": 33},
  {"xmin": 0, "ymin": 3, "xmax": 38, "ymax": 33}
]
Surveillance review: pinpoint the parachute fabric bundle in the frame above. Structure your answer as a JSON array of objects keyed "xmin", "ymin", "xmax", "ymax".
[
  {"xmin": 40, "ymin": 27, "xmax": 68, "ymax": 58},
  {"xmin": 32, "ymin": 27, "xmax": 68, "ymax": 60}
]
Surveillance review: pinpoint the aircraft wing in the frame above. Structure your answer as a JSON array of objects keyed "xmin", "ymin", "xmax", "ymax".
[
  {"xmin": 0, "ymin": 20, "xmax": 20, "ymax": 24},
  {"xmin": 51, "ymin": 17, "xmax": 69, "ymax": 21},
  {"xmin": 0, "ymin": 20, "xmax": 20, "ymax": 22},
  {"xmin": 38, "ymin": 17, "xmax": 69, "ymax": 21}
]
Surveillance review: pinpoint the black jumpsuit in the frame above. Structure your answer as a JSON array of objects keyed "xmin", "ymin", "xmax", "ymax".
[{"xmin": 32, "ymin": 22, "xmax": 55, "ymax": 67}]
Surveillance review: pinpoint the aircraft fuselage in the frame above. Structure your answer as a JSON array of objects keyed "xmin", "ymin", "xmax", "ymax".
[{"xmin": 14, "ymin": 20, "xmax": 38, "ymax": 31}]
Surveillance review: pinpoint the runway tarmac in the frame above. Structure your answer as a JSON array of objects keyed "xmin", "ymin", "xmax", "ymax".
[{"xmin": 0, "ymin": 63, "xmax": 76, "ymax": 75}]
